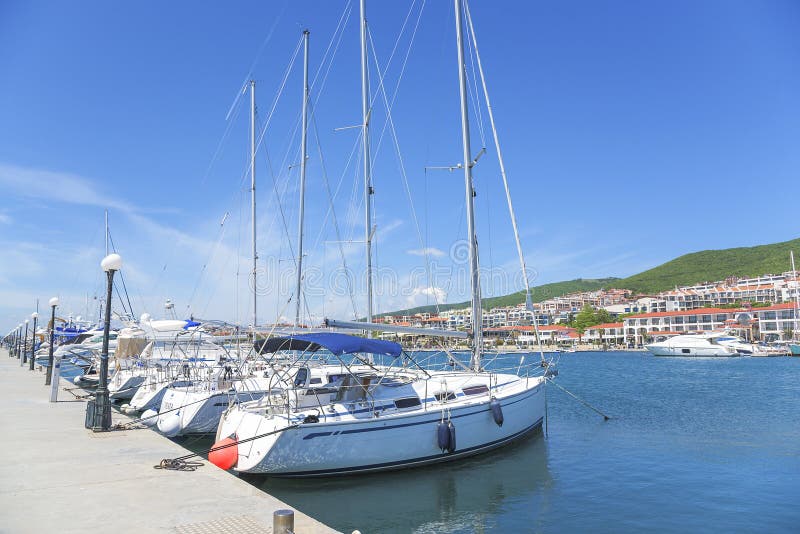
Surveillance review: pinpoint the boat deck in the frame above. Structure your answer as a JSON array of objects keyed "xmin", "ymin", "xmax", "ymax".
[{"xmin": 0, "ymin": 348, "xmax": 338, "ymax": 533}]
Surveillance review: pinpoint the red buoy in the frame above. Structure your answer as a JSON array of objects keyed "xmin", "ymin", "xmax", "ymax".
[{"xmin": 208, "ymin": 437, "xmax": 238, "ymax": 470}]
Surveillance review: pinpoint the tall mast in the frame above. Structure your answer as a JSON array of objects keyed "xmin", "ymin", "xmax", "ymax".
[
  {"xmin": 791, "ymin": 251, "xmax": 799, "ymax": 338},
  {"xmin": 250, "ymin": 80, "xmax": 257, "ymax": 330},
  {"xmin": 360, "ymin": 0, "xmax": 374, "ymax": 325},
  {"xmin": 454, "ymin": 0, "xmax": 483, "ymax": 370},
  {"xmin": 295, "ymin": 30, "xmax": 310, "ymax": 327}
]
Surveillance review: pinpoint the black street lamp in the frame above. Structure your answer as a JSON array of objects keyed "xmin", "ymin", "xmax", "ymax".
[
  {"xmin": 44, "ymin": 298, "xmax": 59, "ymax": 385},
  {"xmin": 20, "ymin": 319, "xmax": 28, "ymax": 366},
  {"xmin": 15, "ymin": 324, "xmax": 22, "ymax": 359},
  {"xmin": 87, "ymin": 253, "xmax": 122, "ymax": 431},
  {"xmin": 29, "ymin": 312, "xmax": 38, "ymax": 371},
  {"xmin": 8, "ymin": 327, "xmax": 16, "ymax": 357}
]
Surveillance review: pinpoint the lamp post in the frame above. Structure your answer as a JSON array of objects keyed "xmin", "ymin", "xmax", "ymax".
[
  {"xmin": 8, "ymin": 327, "xmax": 15, "ymax": 357},
  {"xmin": 44, "ymin": 297, "xmax": 59, "ymax": 385},
  {"xmin": 29, "ymin": 312, "xmax": 38, "ymax": 371},
  {"xmin": 15, "ymin": 324, "xmax": 22, "ymax": 359},
  {"xmin": 20, "ymin": 320, "xmax": 29, "ymax": 366},
  {"xmin": 88, "ymin": 253, "xmax": 122, "ymax": 431}
]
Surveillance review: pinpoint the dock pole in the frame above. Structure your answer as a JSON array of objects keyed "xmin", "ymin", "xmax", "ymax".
[{"xmin": 273, "ymin": 509, "xmax": 294, "ymax": 534}]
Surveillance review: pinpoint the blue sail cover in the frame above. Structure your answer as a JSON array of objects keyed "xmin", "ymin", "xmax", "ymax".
[{"xmin": 288, "ymin": 332, "xmax": 402, "ymax": 357}]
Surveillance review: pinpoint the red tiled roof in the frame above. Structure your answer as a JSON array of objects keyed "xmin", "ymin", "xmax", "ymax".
[
  {"xmin": 627, "ymin": 308, "xmax": 743, "ymax": 319},
  {"xmin": 747, "ymin": 302, "xmax": 795, "ymax": 312}
]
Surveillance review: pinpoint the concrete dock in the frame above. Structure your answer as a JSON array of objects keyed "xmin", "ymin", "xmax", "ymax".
[{"xmin": 0, "ymin": 349, "xmax": 338, "ymax": 533}]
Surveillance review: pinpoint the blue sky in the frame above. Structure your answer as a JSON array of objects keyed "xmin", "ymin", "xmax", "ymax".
[{"xmin": 1, "ymin": 0, "xmax": 798, "ymax": 333}]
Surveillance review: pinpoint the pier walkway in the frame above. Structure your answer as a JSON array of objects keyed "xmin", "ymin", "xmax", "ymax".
[{"xmin": 0, "ymin": 349, "xmax": 338, "ymax": 533}]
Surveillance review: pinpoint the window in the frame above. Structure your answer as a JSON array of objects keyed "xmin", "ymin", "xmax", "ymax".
[
  {"xmin": 462, "ymin": 384, "xmax": 489, "ymax": 396},
  {"xmin": 394, "ymin": 397, "xmax": 421, "ymax": 409},
  {"xmin": 293, "ymin": 367, "xmax": 309, "ymax": 387},
  {"xmin": 682, "ymin": 349, "xmax": 690, "ymax": 354},
  {"xmin": 434, "ymin": 391, "xmax": 457, "ymax": 402}
]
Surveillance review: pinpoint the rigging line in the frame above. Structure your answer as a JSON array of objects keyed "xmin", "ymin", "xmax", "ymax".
[
  {"xmin": 107, "ymin": 231, "xmax": 135, "ymax": 319},
  {"xmin": 366, "ymin": 9, "xmax": 445, "ymax": 317},
  {"xmin": 463, "ymin": 2, "xmax": 486, "ymax": 148},
  {"xmin": 464, "ymin": 0, "xmax": 545, "ymax": 361},
  {"xmin": 365, "ymin": 1, "xmax": 426, "ymax": 173},
  {"xmin": 200, "ymin": 91, "xmax": 246, "ymax": 187},
  {"xmin": 241, "ymin": 0, "xmax": 289, "ymax": 89},
  {"xmin": 309, "ymin": 107, "xmax": 360, "ymax": 319},
  {"xmin": 187, "ymin": 214, "xmax": 229, "ymax": 313},
  {"xmin": 199, "ymin": 228, "xmax": 237, "ymax": 318},
  {"xmin": 226, "ymin": 34, "xmax": 302, "ymax": 212},
  {"xmin": 309, "ymin": 0, "xmax": 353, "ymax": 96},
  {"xmin": 369, "ymin": 0, "xmax": 420, "ymax": 105},
  {"xmin": 255, "ymin": 112, "xmax": 298, "ymax": 271}
]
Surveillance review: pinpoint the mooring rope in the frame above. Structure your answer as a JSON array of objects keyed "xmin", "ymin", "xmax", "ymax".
[{"xmin": 154, "ymin": 423, "xmax": 300, "ymax": 471}]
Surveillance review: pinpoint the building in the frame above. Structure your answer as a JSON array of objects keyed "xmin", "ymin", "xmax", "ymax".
[
  {"xmin": 622, "ymin": 303, "xmax": 799, "ymax": 345},
  {"xmin": 583, "ymin": 322, "xmax": 625, "ymax": 345}
]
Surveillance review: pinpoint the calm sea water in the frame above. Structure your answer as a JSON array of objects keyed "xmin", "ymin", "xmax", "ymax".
[{"xmin": 236, "ymin": 351, "xmax": 800, "ymax": 533}]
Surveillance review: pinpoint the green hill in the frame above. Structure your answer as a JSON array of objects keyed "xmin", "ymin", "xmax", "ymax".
[
  {"xmin": 377, "ymin": 237, "xmax": 800, "ymax": 317},
  {"xmin": 610, "ymin": 237, "xmax": 800, "ymax": 294},
  {"xmin": 379, "ymin": 278, "xmax": 618, "ymax": 317}
]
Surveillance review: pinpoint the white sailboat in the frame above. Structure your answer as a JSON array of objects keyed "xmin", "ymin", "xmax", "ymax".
[
  {"xmin": 212, "ymin": 0, "xmax": 548, "ymax": 477},
  {"xmin": 789, "ymin": 251, "xmax": 800, "ymax": 356}
]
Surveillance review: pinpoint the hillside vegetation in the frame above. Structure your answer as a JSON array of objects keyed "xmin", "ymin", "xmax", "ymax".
[
  {"xmin": 378, "ymin": 237, "xmax": 800, "ymax": 317},
  {"xmin": 610, "ymin": 237, "xmax": 800, "ymax": 294},
  {"xmin": 380, "ymin": 278, "xmax": 618, "ymax": 317}
]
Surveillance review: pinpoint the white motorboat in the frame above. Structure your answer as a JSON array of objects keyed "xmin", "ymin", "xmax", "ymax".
[{"xmin": 645, "ymin": 332, "xmax": 739, "ymax": 357}]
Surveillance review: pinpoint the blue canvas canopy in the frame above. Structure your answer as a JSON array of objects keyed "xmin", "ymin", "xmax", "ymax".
[{"xmin": 256, "ymin": 332, "xmax": 402, "ymax": 358}]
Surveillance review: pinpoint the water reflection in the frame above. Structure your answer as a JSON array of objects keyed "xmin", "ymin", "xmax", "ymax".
[{"xmin": 246, "ymin": 428, "xmax": 553, "ymax": 534}]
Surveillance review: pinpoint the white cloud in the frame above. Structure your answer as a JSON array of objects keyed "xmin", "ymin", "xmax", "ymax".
[
  {"xmin": 407, "ymin": 247, "xmax": 445, "ymax": 258},
  {"xmin": 0, "ymin": 212, "xmax": 11, "ymax": 224},
  {"xmin": 0, "ymin": 163, "xmax": 137, "ymax": 213},
  {"xmin": 405, "ymin": 286, "xmax": 447, "ymax": 308}
]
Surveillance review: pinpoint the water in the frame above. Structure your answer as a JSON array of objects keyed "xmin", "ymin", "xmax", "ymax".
[{"xmin": 235, "ymin": 352, "xmax": 799, "ymax": 533}]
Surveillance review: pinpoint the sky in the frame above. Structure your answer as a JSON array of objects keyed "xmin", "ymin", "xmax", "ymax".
[{"xmin": 1, "ymin": 0, "xmax": 798, "ymax": 333}]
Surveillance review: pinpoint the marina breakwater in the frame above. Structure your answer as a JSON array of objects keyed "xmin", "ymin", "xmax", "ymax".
[{"xmin": 0, "ymin": 348, "xmax": 337, "ymax": 534}]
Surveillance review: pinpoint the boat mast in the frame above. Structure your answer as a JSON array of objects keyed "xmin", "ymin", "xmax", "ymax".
[
  {"xmin": 250, "ymin": 80, "xmax": 257, "ymax": 331},
  {"xmin": 360, "ymin": 0, "xmax": 374, "ymax": 326},
  {"xmin": 454, "ymin": 0, "xmax": 483, "ymax": 370},
  {"xmin": 791, "ymin": 251, "xmax": 799, "ymax": 339},
  {"xmin": 295, "ymin": 30, "xmax": 310, "ymax": 328}
]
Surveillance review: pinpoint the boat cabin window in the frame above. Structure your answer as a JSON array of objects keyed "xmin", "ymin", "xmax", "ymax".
[
  {"xmin": 309, "ymin": 377, "xmax": 323, "ymax": 385},
  {"xmin": 334, "ymin": 374, "xmax": 374, "ymax": 402},
  {"xmin": 462, "ymin": 384, "xmax": 489, "ymax": 396},
  {"xmin": 681, "ymin": 349, "xmax": 690, "ymax": 354},
  {"xmin": 326, "ymin": 374, "xmax": 346, "ymax": 385},
  {"xmin": 434, "ymin": 391, "xmax": 457, "ymax": 402},
  {"xmin": 394, "ymin": 397, "xmax": 421, "ymax": 409},
  {"xmin": 294, "ymin": 367, "xmax": 309, "ymax": 387}
]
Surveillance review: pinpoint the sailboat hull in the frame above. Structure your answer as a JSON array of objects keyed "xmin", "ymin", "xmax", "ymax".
[{"xmin": 223, "ymin": 378, "xmax": 545, "ymax": 477}]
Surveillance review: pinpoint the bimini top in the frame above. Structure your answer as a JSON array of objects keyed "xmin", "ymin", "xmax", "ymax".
[{"xmin": 255, "ymin": 332, "xmax": 402, "ymax": 358}]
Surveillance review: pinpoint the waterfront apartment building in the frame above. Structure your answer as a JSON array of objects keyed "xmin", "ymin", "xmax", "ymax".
[
  {"xmin": 622, "ymin": 302, "xmax": 798, "ymax": 345},
  {"xmin": 582, "ymin": 322, "xmax": 626, "ymax": 345}
]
